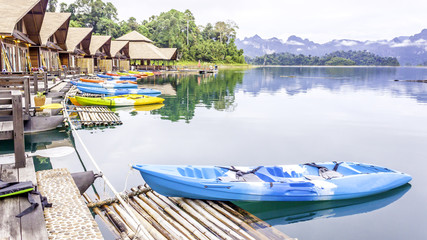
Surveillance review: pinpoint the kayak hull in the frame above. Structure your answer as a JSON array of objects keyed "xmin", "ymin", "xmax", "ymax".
[
  {"xmin": 77, "ymin": 86, "xmax": 161, "ymax": 96},
  {"xmin": 75, "ymin": 95, "xmax": 164, "ymax": 106},
  {"xmin": 97, "ymin": 74, "xmax": 137, "ymax": 81},
  {"xmin": 132, "ymin": 163, "xmax": 412, "ymax": 201},
  {"xmin": 72, "ymin": 81, "xmax": 138, "ymax": 89},
  {"xmin": 80, "ymin": 78, "xmax": 137, "ymax": 84}
]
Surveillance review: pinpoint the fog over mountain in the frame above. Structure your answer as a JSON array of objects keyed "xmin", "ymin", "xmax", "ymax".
[{"xmin": 236, "ymin": 29, "xmax": 427, "ymax": 66}]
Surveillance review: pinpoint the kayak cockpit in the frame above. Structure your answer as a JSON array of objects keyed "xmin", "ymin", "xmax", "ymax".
[{"xmin": 173, "ymin": 163, "xmax": 400, "ymax": 183}]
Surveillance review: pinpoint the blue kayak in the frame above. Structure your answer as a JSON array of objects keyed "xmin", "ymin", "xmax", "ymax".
[
  {"xmin": 132, "ymin": 162, "xmax": 412, "ymax": 201},
  {"xmin": 71, "ymin": 81, "xmax": 138, "ymax": 89},
  {"xmin": 77, "ymin": 86, "xmax": 161, "ymax": 96},
  {"xmin": 97, "ymin": 74, "xmax": 137, "ymax": 81}
]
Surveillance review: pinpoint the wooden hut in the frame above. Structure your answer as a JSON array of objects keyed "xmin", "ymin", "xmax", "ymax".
[
  {"xmin": 0, "ymin": 0, "xmax": 48, "ymax": 73},
  {"xmin": 59, "ymin": 27, "xmax": 92, "ymax": 72},
  {"xmin": 88, "ymin": 35, "xmax": 111, "ymax": 73},
  {"xmin": 34, "ymin": 12, "xmax": 71, "ymax": 72},
  {"xmin": 116, "ymin": 30, "xmax": 177, "ymax": 70},
  {"xmin": 159, "ymin": 48, "xmax": 178, "ymax": 70},
  {"xmin": 109, "ymin": 40, "xmax": 129, "ymax": 71}
]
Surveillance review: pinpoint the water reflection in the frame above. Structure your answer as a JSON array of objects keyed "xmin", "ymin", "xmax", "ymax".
[
  {"xmin": 234, "ymin": 184, "xmax": 411, "ymax": 225},
  {"xmin": 0, "ymin": 128, "xmax": 69, "ymax": 155},
  {"xmin": 136, "ymin": 67, "xmax": 427, "ymax": 125},
  {"xmin": 139, "ymin": 71, "xmax": 244, "ymax": 122},
  {"xmin": 239, "ymin": 67, "xmax": 427, "ymax": 103}
]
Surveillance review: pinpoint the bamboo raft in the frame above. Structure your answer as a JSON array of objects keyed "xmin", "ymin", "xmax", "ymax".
[
  {"xmin": 73, "ymin": 106, "xmax": 123, "ymax": 127},
  {"xmin": 86, "ymin": 186, "xmax": 295, "ymax": 240}
]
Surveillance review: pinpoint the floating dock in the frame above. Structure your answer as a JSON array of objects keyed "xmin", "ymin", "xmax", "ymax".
[
  {"xmin": 73, "ymin": 106, "xmax": 122, "ymax": 127},
  {"xmin": 85, "ymin": 186, "xmax": 295, "ymax": 240}
]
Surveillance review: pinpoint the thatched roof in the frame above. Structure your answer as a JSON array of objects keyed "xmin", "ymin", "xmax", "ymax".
[
  {"xmin": 40, "ymin": 12, "xmax": 71, "ymax": 50},
  {"xmin": 89, "ymin": 35, "xmax": 112, "ymax": 57},
  {"xmin": 128, "ymin": 41, "xmax": 168, "ymax": 60},
  {"xmin": 110, "ymin": 40, "xmax": 129, "ymax": 58},
  {"xmin": 65, "ymin": 27, "xmax": 93, "ymax": 54},
  {"xmin": 116, "ymin": 31, "xmax": 153, "ymax": 43},
  {"xmin": 159, "ymin": 48, "xmax": 178, "ymax": 60},
  {"xmin": 0, "ymin": 0, "xmax": 48, "ymax": 45}
]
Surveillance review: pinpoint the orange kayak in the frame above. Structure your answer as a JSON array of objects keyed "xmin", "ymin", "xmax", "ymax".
[
  {"xmin": 80, "ymin": 78, "xmax": 137, "ymax": 84},
  {"xmin": 106, "ymin": 73, "xmax": 120, "ymax": 76}
]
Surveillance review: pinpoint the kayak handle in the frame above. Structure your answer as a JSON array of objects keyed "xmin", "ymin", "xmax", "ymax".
[
  {"xmin": 201, "ymin": 183, "xmax": 232, "ymax": 189},
  {"xmin": 283, "ymin": 189, "xmax": 318, "ymax": 196}
]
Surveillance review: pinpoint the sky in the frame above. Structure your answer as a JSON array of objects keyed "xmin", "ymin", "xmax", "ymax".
[{"xmin": 61, "ymin": 0, "xmax": 427, "ymax": 43}]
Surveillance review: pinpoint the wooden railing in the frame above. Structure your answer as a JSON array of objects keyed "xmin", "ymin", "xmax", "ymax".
[
  {"xmin": 0, "ymin": 76, "xmax": 31, "ymax": 117},
  {"xmin": 0, "ymin": 90, "xmax": 25, "ymax": 167}
]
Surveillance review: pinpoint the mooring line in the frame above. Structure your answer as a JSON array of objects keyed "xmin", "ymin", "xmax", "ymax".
[{"xmin": 62, "ymin": 98, "xmax": 152, "ymax": 239}]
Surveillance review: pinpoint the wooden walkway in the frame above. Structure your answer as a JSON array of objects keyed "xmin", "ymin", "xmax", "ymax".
[
  {"xmin": 0, "ymin": 157, "xmax": 48, "ymax": 240},
  {"xmin": 36, "ymin": 168, "xmax": 103, "ymax": 240}
]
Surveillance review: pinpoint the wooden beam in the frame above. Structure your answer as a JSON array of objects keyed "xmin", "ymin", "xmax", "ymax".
[
  {"xmin": 19, "ymin": 158, "xmax": 49, "ymax": 239},
  {"xmin": 11, "ymin": 91, "xmax": 25, "ymax": 168}
]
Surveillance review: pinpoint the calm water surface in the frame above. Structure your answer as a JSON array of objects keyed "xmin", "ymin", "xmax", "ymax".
[{"xmin": 3, "ymin": 67, "xmax": 427, "ymax": 239}]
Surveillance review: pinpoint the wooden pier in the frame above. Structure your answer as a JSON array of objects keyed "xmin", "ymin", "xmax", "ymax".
[{"xmin": 0, "ymin": 157, "xmax": 48, "ymax": 240}]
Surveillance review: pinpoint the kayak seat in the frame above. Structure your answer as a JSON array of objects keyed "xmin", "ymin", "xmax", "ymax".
[
  {"xmin": 265, "ymin": 167, "xmax": 302, "ymax": 178},
  {"xmin": 255, "ymin": 172, "xmax": 276, "ymax": 182}
]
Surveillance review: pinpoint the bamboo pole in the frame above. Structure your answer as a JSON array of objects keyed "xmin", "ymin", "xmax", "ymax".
[
  {"xmin": 102, "ymin": 205, "xmax": 136, "ymax": 239},
  {"xmin": 83, "ymin": 193, "xmax": 124, "ymax": 239},
  {"xmin": 206, "ymin": 200, "xmax": 270, "ymax": 240},
  {"xmin": 128, "ymin": 198, "xmax": 175, "ymax": 240},
  {"xmin": 97, "ymin": 107, "xmax": 111, "ymax": 125},
  {"xmin": 148, "ymin": 191, "xmax": 217, "ymax": 240},
  {"xmin": 112, "ymin": 203, "xmax": 153, "ymax": 240},
  {"xmin": 194, "ymin": 200, "xmax": 255, "ymax": 240},
  {"xmin": 134, "ymin": 192, "xmax": 197, "ymax": 240},
  {"xmin": 170, "ymin": 197, "xmax": 233, "ymax": 240},
  {"xmin": 144, "ymin": 191, "xmax": 209, "ymax": 240},
  {"xmin": 124, "ymin": 202, "xmax": 168, "ymax": 240},
  {"xmin": 132, "ymin": 193, "xmax": 189, "ymax": 240},
  {"xmin": 217, "ymin": 201, "xmax": 293, "ymax": 240},
  {"xmin": 183, "ymin": 198, "xmax": 245, "ymax": 240},
  {"xmin": 87, "ymin": 187, "xmax": 151, "ymax": 208}
]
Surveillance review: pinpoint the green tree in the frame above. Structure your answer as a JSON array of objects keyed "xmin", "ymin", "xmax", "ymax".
[{"xmin": 47, "ymin": 0, "xmax": 58, "ymax": 12}]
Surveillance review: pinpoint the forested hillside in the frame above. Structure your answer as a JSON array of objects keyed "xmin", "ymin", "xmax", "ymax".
[
  {"xmin": 51, "ymin": 0, "xmax": 245, "ymax": 63},
  {"xmin": 247, "ymin": 51, "xmax": 400, "ymax": 66}
]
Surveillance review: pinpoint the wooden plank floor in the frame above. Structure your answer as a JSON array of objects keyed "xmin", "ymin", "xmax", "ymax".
[{"xmin": 0, "ymin": 157, "xmax": 48, "ymax": 240}]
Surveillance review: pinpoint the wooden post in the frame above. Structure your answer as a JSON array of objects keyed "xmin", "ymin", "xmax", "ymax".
[
  {"xmin": 43, "ymin": 73, "xmax": 48, "ymax": 92},
  {"xmin": 32, "ymin": 73, "xmax": 38, "ymax": 93},
  {"xmin": 23, "ymin": 77, "xmax": 30, "ymax": 116},
  {"xmin": 11, "ymin": 91, "xmax": 25, "ymax": 168}
]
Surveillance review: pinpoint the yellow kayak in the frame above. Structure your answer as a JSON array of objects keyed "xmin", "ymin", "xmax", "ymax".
[
  {"xmin": 75, "ymin": 94, "xmax": 164, "ymax": 106},
  {"xmin": 128, "ymin": 71, "xmax": 154, "ymax": 76}
]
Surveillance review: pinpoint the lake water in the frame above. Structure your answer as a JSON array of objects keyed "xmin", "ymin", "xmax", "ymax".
[{"xmin": 2, "ymin": 66, "xmax": 427, "ymax": 239}]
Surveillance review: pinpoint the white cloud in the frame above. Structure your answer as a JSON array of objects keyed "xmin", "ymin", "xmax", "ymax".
[
  {"xmin": 286, "ymin": 40, "xmax": 305, "ymax": 46},
  {"xmin": 390, "ymin": 39, "xmax": 427, "ymax": 48},
  {"xmin": 336, "ymin": 40, "xmax": 359, "ymax": 47}
]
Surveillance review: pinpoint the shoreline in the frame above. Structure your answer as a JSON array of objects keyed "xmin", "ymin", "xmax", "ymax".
[{"xmin": 249, "ymin": 65, "xmax": 427, "ymax": 68}]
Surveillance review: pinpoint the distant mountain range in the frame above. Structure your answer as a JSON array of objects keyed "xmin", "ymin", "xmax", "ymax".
[{"xmin": 236, "ymin": 29, "xmax": 427, "ymax": 66}]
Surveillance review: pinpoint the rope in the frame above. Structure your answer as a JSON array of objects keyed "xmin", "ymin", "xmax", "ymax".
[
  {"xmin": 63, "ymin": 102, "xmax": 151, "ymax": 239},
  {"xmin": 123, "ymin": 164, "xmax": 134, "ymax": 193}
]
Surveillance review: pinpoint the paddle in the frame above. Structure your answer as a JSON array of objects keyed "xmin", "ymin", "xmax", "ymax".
[{"xmin": 27, "ymin": 146, "xmax": 75, "ymax": 158}]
